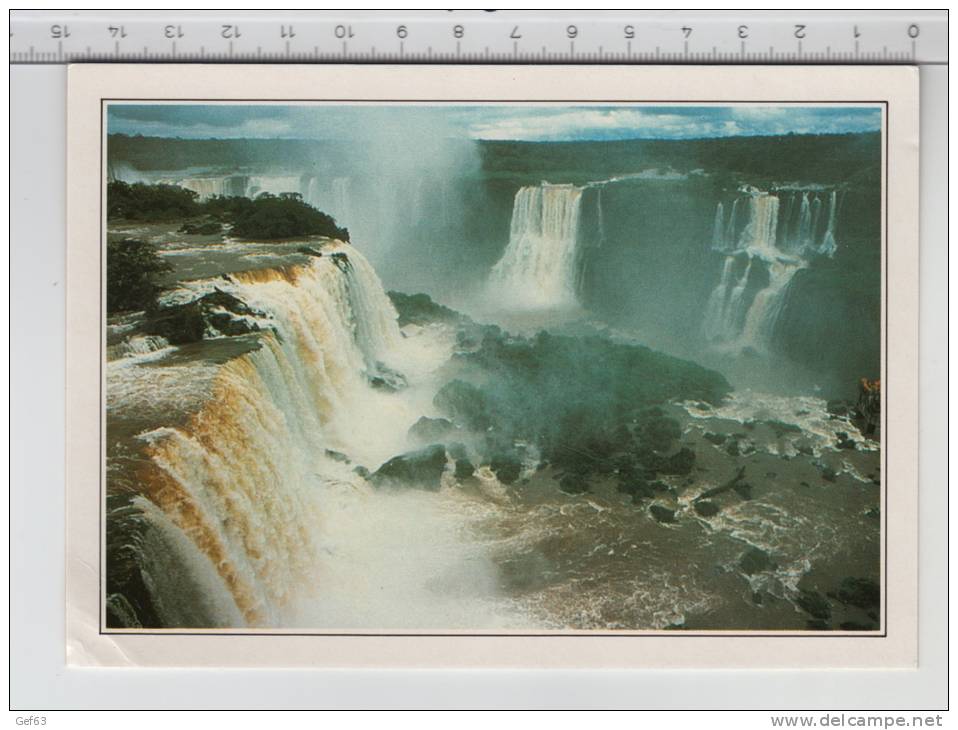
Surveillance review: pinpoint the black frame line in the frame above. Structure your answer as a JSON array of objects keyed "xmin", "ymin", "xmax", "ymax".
[{"xmin": 96, "ymin": 96, "xmax": 890, "ymax": 639}]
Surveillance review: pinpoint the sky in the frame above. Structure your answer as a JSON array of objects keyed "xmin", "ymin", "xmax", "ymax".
[{"xmin": 108, "ymin": 104, "xmax": 882, "ymax": 142}]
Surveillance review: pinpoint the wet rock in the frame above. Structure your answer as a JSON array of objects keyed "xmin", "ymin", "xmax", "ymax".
[
  {"xmin": 826, "ymin": 399, "xmax": 850, "ymax": 417},
  {"xmin": 704, "ymin": 431, "xmax": 727, "ymax": 446},
  {"xmin": 353, "ymin": 465, "xmax": 370, "ymax": 479},
  {"xmin": 178, "ymin": 221, "xmax": 223, "ymax": 236},
  {"xmin": 329, "ymin": 251, "xmax": 350, "ymax": 271},
  {"xmin": 751, "ymin": 591, "xmax": 764, "ymax": 606},
  {"xmin": 144, "ymin": 288, "xmax": 262, "ymax": 344},
  {"xmin": 371, "ymin": 444, "xmax": 447, "ymax": 491},
  {"xmin": 297, "ymin": 246, "xmax": 324, "ymax": 257},
  {"xmin": 618, "ymin": 479, "xmax": 656, "ymax": 502},
  {"xmin": 820, "ymin": 467, "xmax": 838, "ymax": 483},
  {"xmin": 557, "ymin": 474, "xmax": 589, "ymax": 495},
  {"xmin": 367, "ymin": 362, "xmax": 407, "ymax": 392},
  {"xmin": 806, "ymin": 619, "xmax": 831, "ymax": 630},
  {"xmin": 835, "ymin": 431, "xmax": 858, "ymax": 450},
  {"xmin": 408, "ymin": 416, "xmax": 456, "ymax": 442},
  {"xmin": 836, "ymin": 577, "xmax": 880, "ymax": 610},
  {"xmin": 446, "ymin": 443, "xmax": 474, "ymax": 481},
  {"xmin": 693, "ymin": 500, "xmax": 720, "ymax": 517},
  {"xmin": 796, "ymin": 590, "xmax": 831, "ymax": 620},
  {"xmin": 796, "ymin": 443, "xmax": 815, "ymax": 456},
  {"xmin": 489, "ymin": 453, "xmax": 523, "ymax": 485},
  {"xmin": 739, "ymin": 547, "xmax": 771, "ymax": 575},
  {"xmin": 659, "ymin": 447, "xmax": 695, "ymax": 476},
  {"xmin": 698, "ymin": 466, "xmax": 747, "ymax": 501},
  {"xmin": 434, "ymin": 379, "xmax": 493, "ymax": 431},
  {"xmin": 864, "ymin": 507, "xmax": 880, "ymax": 520},
  {"xmin": 324, "ymin": 449, "xmax": 350, "ymax": 463},
  {"xmin": 649, "ymin": 504, "xmax": 676, "ymax": 524},
  {"xmin": 387, "ymin": 291, "xmax": 463, "ymax": 328},
  {"xmin": 765, "ymin": 420, "xmax": 802, "ymax": 438},
  {"xmin": 732, "ymin": 482, "xmax": 753, "ymax": 500}
]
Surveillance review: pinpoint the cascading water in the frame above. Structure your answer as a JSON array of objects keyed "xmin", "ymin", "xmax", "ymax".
[
  {"xmin": 487, "ymin": 183, "xmax": 585, "ymax": 309},
  {"xmin": 110, "ymin": 243, "xmax": 430, "ymax": 627},
  {"xmin": 704, "ymin": 189, "xmax": 820, "ymax": 353}
]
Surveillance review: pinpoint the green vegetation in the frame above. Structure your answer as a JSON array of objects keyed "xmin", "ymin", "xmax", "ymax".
[
  {"xmin": 433, "ymin": 327, "xmax": 731, "ymax": 493},
  {"xmin": 107, "ymin": 182, "xmax": 348, "ymax": 241},
  {"xmin": 228, "ymin": 193, "xmax": 348, "ymax": 241},
  {"xmin": 106, "ymin": 238, "xmax": 172, "ymax": 313},
  {"xmin": 107, "ymin": 181, "xmax": 200, "ymax": 221}
]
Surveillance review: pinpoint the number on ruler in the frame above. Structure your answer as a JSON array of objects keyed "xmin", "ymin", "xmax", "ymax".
[
  {"xmin": 794, "ymin": 25, "xmax": 806, "ymax": 39},
  {"xmin": 453, "ymin": 24, "xmax": 464, "ymax": 38},
  {"xmin": 164, "ymin": 24, "xmax": 184, "ymax": 39},
  {"xmin": 221, "ymin": 24, "xmax": 240, "ymax": 39},
  {"xmin": 682, "ymin": 27, "xmax": 692, "ymax": 38},
  {"xmin": 50, "ymin": 24, "xmax": 69, "ymax": 39},
  {"xmin": 280, "ymin": 25, "xmax": 295, "ymax": 39},
  {"xmin": 109, "ymin": 25, "xmax": 127, "ymax": 39},
  {"xmin": 334, "ymin": 25, "xmax": 354, "ymax": 39}
]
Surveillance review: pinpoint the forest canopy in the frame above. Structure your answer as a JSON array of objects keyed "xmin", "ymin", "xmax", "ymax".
[{"xmin": 107, "ymin": 182, "xmax": 349, "ymax": 241}]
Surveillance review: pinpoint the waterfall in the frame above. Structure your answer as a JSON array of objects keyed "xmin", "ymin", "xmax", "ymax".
[
  {"xmin": 331, "ymin": 177, "xmax": 351, "ymax": 222},
  {"xmin": 487, "ymin": 183, "xmax": 585, "ymax": 309},
  {"xmin": 711, "ymin": 202, "xmax": 725, "ymax": 249},
  {"xmin": 118, "ymin": 244, "xmax": 411, "ymax": 627},
  {"xmin": 703, "ymin": 190, "xmax": 806, "ymax": 353},
  {"xmin": 819, "ymin": 190, "xmax": 838, "ymax": 257}
]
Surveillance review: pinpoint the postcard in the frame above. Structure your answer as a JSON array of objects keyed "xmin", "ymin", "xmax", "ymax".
[{"xmin": 65, "ymin": 64, "xmax": 919, "ymax": 667}]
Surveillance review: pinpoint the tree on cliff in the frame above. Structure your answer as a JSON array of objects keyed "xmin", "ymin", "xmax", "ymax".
[
  {"xmin": 228, "ymin": 192, "xmax": 349, "ymax": 241},
  {"xmin": 107, "ymin": 181, "xmax": 200, "ymax": 221},
  {"xmin": 106, "ymin": 238, "xmax": 172, "ymax": 313}
]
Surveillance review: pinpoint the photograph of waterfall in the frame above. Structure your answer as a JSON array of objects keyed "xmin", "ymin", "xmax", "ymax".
[{"xmin": 102, "ymin": 101, "xmax": 884, "ymax": 634}]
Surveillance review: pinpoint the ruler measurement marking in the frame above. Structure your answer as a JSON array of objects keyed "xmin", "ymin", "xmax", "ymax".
[{"xmin": 9, "ymin": 15, "xmax": 947, "ymax": 64}]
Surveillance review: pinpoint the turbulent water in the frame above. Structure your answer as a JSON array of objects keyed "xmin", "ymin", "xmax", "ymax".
[{"xmin": 106, "ymin": 143, "xmax": 880, "ymax": 632}]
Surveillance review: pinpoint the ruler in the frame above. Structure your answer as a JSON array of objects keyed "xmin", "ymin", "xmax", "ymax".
[{"xmin": 10, "ymin": 10, "xmax": 947, "ymax": 65}]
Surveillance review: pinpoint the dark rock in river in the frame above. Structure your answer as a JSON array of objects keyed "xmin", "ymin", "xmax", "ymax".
[
  {"xmin": 324, "ymin": 449, "xmax": 350, "ymax": 463},
  {"xmin": 408, "ymin": 416, "xmax": 456, "ymax": 442},
  {"xmin": 178, "ymin": 221, "xmax": 223, "ymax": 236},
  {"xmin": 144, "ymin": 288, "xmax": 262, "ymax": 344},
  {"xmin": 367, "ymin": 362, "xmax": 407, "ymax": 392},
  {"xmin": 353, "ymin": 465, "xmax": 370, "ymax": 479},
  {"xmin": 387, "ymin": 291, "xmax": 464, "ymax": 328},
  {"xmin": 739, "ymin": 547, "xmax": 771, "ymax": 575},
  {"xmin": 796, "ymin": 590, "xmax": 832, "ymax": 620},
  {"xmin": 371, "ymin": 444, "xmax": 447, "ymax": 491},
  {"xmin": 693, "ymin": 500, "xmax": 720, "ymax": 517},
  {"xmin": 836, "ymin": 577, "xmax": 880, "ymax": 610},
  {"xmin": 659, "ymin": 447, "xmax": 695, "ymax": 476},
  {"xmin": 704, "ymin": 431, "xmax": 727, "ymax": 446},
  {"xmin": 489, "ymin": 453, "xmax": 523, "ymax": 485},
  {"xmin": 433, "ymin": 379, "xmax": 493, "ymax": 432},
  {"xmin": 297, "ymin": 246, "xmax": 324, "ymax": 258},
  {"xmin": 557, "ymin": 474, "xmax": 589, "ymax": 495},
  {"xmin": 446, "ymin": 443, "xmax": 474, "ymax": 481},
  {"xmin": 826, "ymin": 399, "xmax": 850, "ymax": 417},
  {"xmin": 835, "ymin": 431, "xmax": 858, "ymax": 450},
  {"xmin": 649, "ymin": 504, "xmax": 676, "ymax": 524},
  {"xmin": 732, "ymin": 481, "xmax": 753, "ymax": 500}
]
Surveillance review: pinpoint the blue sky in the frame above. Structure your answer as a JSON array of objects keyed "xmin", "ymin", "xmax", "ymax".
[{"xmin": 108, "ymin": 104, "xmax": 881, "ymax": 142}]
